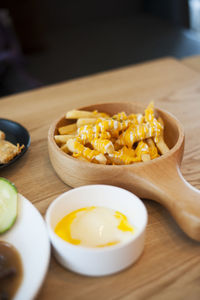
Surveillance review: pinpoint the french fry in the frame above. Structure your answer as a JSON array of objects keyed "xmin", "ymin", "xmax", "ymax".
[
  {"xmin": 146, "ymin": 138, "xmax": 160, "ymax": 159},
  {"xmin": 146, "ymin": 138, "xmax": 155, "ymax": 148},
  {"xmin": 155, "ymin": 117, "xmax": 169, "ymax": 154},
  {"xmin": 76, "ymin": 118, "xmax": 97, "ymax": 127},
  {"xmin": 55, "ymin": 102, "xmax": 169, "ymax": 165},
  {"xmin": 158, "ymin": 117, "xmax": 164, "ymax": 127},
  {"xmin": 155, "ymin": 137, "xmax": 169, "ymax": 155},
  {"xmin": 54, "ymin": 135, "xmax": 76, "ymax": 146},
  {"xmin": 76, "ymin": 156, "xmax": 88, "ymax": 162},
  {"xmin": 135, "ymin": 141, "xmax": 151, "ymax": 162},
  {"xmin": 112, "ymin": 112, "xmax": 127, "ymax": 121},
  {"xmin": 145, "ymin": 101, "xmax": 154, "ymax": 123},
  {"xmin": 67, "ymin": 138, "xmax": 107, "ymax": 164},
  {"xmin": 91, "ymin": 138, "xmax": 114, "ymax": 154},
  {"xmin": 60, "ymin": 143, "xmax": 70, "ymax": 153},
  {"xmin": 108, "ymin": 147, "xmax": 140, "ymax": 165},
  {"xmin": 77, "ymin": 125, "xmax": 111, "ymax": 143},
  {"xmin": 141, "ymin": 154, "xmax": 151, "ymax": 162},
  {"xmin": 66, "ymin": 138, "xmax": 81, "ymax": 153},
  {"xmin": 96, "ymin": 119, "xmax": 130, "ymax": 134},
  {"xmin": 129, "ymin": 113, "xmax": 144, "ymax": 124},
  {"xmin": 58, "ymin": 123, "xmax": 77, "ymax": 135},
  {"xmin": 66, "ymin": 110, "xmax": 109, "ymax": 119},
  {"xmin": 116, "ymin": 123, "xmax": 159, "ymax": 148}
]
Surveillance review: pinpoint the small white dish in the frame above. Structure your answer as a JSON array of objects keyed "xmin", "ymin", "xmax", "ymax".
[
  {"xmin": 0, "ymin": 194, "xmax": 50, "ymax": 300},
  {"xmin": 45, "ymin": 185, "xmax": 148, "ymax": 276}
]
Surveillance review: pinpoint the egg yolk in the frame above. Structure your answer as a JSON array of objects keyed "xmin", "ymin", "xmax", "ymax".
[{"xmin": 54, "ymin": 206, "xmax": 134, "ymax": 248}]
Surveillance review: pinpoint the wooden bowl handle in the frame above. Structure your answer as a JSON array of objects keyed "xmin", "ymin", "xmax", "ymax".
[{"xmin": 144, "ymin": 165, "xmax": 200, "ymax": 241}]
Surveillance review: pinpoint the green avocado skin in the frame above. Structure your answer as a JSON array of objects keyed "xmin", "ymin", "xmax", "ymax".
[{"xmin": 0, "ymin": 177, "xmax": 18, "ymax": 234}]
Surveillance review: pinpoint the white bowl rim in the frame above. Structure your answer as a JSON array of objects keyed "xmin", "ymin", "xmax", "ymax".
[{"xmin": 45, "ymin": 184, "xmax": 148, "ymax": 253}]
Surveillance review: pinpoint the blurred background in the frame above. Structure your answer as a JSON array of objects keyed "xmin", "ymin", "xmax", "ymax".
[{"xmin": 0, "ymin": 0, "xmax": 200, "ymax": 97}]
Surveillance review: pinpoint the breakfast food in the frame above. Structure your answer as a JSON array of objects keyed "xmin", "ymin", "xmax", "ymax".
[
  {"xmin": 0, "ymin": 130, "xmax": 5, "ymax": 140},
  {"xmin": 0, "ymin": 130, "xmax": 24, "ymax": 164},
  {"xmin": 55, "ymin": 206, "xmax": 134, "ymax": 248},
  {"xmin": 0, "ymin": 178, "xmax": 18, "ymax": 234},
  {"xmin": 55, "ymin": 102, "xmax": 169, "ymax": 165}
]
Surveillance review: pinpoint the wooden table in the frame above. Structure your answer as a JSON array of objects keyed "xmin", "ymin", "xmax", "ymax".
[
  {"xmin": 181, "ymin": 55, "xmax": 200, "ymax": 73},
  {"xmin": 0, "ymin": 57, "xmax": 200, "ymax": 300}
]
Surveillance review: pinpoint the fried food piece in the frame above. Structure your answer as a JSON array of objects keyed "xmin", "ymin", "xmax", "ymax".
[
  {"xmin": 76, "ymin": 118, "xmax": 97, "ymax": 127},
  {"xmin": 135, "ymin": 141, "xmax": 151, "ymax": 162},
  {"xmin": 54, "ymin": 134, "xmax": 76, "ymax": 146},
  {"xmin": 91, "ymin": 138, "xmax": 114, "ymax": 154},
  {"xmin": 116, "ymin": 123, "xmax": 159, "ymax": 148},
  {"xmin": 155, "ymin": 137, "xmax": 169, "ymax": 154},
  {"xmin": 96, "ymin": 119, "xmax": 130, "ymax": 134},
  {"xmin": 0, "ymin": 130, "xmax": 5, "ymax": 140},
  {"xmin": 145, "ymin": 102, "xmax": 164, "ymax": 142},
  {"xmin": 155, "ymin": 117, "xmax": 169, "ymax": 154},
  {"xmin": 108, "ymin": 146, "xmax": 140, "ymax": 165},
  {"xmin": 67, "ymin": 138, "xmax": 107, "ymax": 164},
  {"xmin": 60, "ymin": 143, "xmax": 70, "ymax": 154},
  {"xmin": 58, "ymin": 123, "xmax": 77, "ymax": 135},
  {"xmin": 77, "ymin": 125, "xmax": 111, "ymax": 143},
  {"xmin": 0, "ymin": 140, "xmax": 23, "ymax": 164},
  {"xmin": 146, "ymin": 138, "xmax": 160, "ymax": 159},
  {"xmin": 66, "ymin": 110, "xmax": 109, "ymax": 119},
  {"xmin": 56, "ymin": 101, "xmax": 169, "ymax": 165},
  {"xmin": 112, "ymin": 112, "xmax": 128, "ymax": 121},
  {"xmin": 112, "ymin": 112, "xmax": 145, "ymax": 124}
]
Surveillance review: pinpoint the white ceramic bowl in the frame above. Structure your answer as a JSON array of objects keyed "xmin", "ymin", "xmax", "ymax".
[{"xmin": 45, "ymin": 185, "xmax": 148, "ymax": 277}]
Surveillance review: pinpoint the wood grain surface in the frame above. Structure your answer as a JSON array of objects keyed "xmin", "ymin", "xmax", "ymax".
[
  {"xmin": 48, "ymin": 101, "xmax": 200, "ymax": 241},
  {"xmin": 0, "ymin": 57, "xmax": 200, "ymax": 299},
  {"xmin": 181, "ymin": 55, "xmax": 200, "ymax": 73}
]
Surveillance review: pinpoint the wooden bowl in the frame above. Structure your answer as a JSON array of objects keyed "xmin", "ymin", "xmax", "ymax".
[{"xmin": 48, "ymin": 102, "xmax": 200, "ymax": 241}]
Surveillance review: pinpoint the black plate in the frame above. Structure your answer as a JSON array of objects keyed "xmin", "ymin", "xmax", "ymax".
[{"xmin": 0, "ymin": 119, "xmax": 31, "ymax": 168}]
